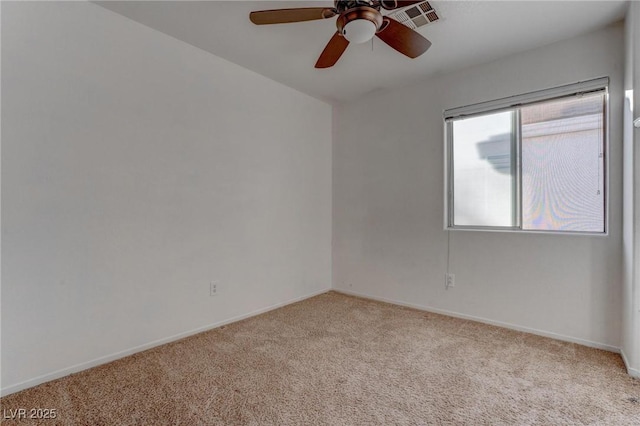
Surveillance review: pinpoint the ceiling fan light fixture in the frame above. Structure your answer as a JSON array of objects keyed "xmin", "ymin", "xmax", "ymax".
[
  {"xmin": 342, "ymin": 19, "xmax": 377, "ymax": 43},
  {"xmin": 336, "ymin": 6, "xmax": 383, "ymax": 44}
]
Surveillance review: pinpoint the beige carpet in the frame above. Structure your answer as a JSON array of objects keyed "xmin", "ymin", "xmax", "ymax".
[{"xmin": 2, "ymin": 291, "xmax": 639, "ymax": 425}]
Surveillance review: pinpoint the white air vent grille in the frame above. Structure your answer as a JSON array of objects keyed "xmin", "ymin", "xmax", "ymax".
[{"xmin": 388, "ymin": 1, "xmax": 440, "ymax": 30}]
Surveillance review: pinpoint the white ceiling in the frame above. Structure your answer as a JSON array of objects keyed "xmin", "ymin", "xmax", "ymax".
[{"xmin": 96, "ymin": 0, "xmax": 628, "ymax": 104}]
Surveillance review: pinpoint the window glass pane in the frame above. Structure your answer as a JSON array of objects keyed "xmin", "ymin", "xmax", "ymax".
[
  {"xmin": 452, "ymin": 111, "xmax": 515, "ymax": 227},
  {"xmin": 521, "ymin": 93, "xmax": 605, "ymax": 232}
]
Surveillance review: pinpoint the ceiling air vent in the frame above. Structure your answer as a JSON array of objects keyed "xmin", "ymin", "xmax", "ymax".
[{"xmin": 387, "ymin": 1, "xmax": 440, "ymax": 30}]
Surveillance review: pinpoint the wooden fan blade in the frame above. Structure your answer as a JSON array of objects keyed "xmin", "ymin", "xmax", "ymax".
[
  {"xmin": 375, "ymin": 17, "xmax": 431, "ymax": 58},
  {"xmin": 315, "ymin": 32, "xmax": 350, "ymax": 68},
  {"xmin": 250, "ymin": 8, "xmax": 337, "ymax": 25}
]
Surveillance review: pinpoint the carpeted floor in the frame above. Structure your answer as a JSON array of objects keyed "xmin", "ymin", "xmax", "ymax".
[{"xmin": 2, "ymin": 291, "xmax": 639, "ymax": 425}]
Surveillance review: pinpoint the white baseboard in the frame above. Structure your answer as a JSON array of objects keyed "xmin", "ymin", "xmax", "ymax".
[
  {"xmin": 620, "ymin": 348, "xmax": 640, "ymax": 378},
  {"xmin": 333, "ymin": 288, "xmax": 620, "ymax": 354},
  {"xmin": 1, "ymin": 287, "xmax": 330, "ymax": 397}
]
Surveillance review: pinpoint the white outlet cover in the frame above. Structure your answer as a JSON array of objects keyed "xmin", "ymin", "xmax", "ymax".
[{"xmin": 446, "ymin": 273, "xmax": 455, "ymax": 288}]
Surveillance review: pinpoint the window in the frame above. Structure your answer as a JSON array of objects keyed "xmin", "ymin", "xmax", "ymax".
[{"xmin": 445, "ymin": 78, "xmax": 608, "ymax": 234}]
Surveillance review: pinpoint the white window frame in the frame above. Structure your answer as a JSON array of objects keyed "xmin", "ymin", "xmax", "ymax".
[{"xmin": 444, "ymin": 77, "xmax": 610, "ymax": 235}]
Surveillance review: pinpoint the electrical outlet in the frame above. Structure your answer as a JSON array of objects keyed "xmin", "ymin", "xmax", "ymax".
[
  {"xmin": 445, "ymin": 273, "xmax": 455, "ymax": 289},
  {"xmin": 210, "ymin": 281, "xmax": 219, "ymax": 296}
]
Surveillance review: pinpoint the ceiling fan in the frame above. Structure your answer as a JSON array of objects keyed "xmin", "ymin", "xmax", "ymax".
[{"xmin": 249, "ymin": 1, "xmax": 432, "ymax": 68}]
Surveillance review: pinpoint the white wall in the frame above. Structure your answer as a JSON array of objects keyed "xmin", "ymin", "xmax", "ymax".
[
  {"xmin": 333, "ymin": 24, "xmax": 624, "ymax": 350},
  {"xmin": 622, "ymin": 1, "xmax": 640, "ymax": 377},
  {"xmin": 1, "ymin": 2, "xmax": 332, "ymax": 394}
]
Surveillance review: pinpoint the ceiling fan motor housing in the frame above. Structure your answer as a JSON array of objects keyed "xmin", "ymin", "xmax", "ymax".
[
  {"xmin": 334, "ymin": 0, "xmax": 377, "ymax": 12},
  {"xmin": 379, "ymin": 1, "xmax": 401, "ymax": 9}
]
